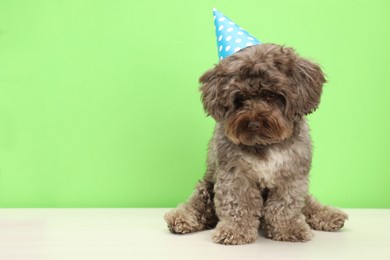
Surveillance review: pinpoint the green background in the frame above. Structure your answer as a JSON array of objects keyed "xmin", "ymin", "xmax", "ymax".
[{"xmin": 0, "ymin": 0, "xmax": 389, "ymax": 208}]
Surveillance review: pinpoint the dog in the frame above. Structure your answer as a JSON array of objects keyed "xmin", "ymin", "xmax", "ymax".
[{"xmin": 165, "ymin": 43, "xmax": 348, "ymax": 244}]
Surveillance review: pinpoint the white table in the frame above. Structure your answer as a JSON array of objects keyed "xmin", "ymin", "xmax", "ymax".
[{"xmin": 0, "ymin": 209, "xmax": 389, "ymax": 260}]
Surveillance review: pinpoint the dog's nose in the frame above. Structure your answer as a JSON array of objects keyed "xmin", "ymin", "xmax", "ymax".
[{"xmin": 248, "ymin": 121, "xmax": 261, "ymax": 131}]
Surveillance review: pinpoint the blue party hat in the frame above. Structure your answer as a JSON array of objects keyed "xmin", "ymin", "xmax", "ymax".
[{"xmin": 213, "ymin": 8, "xmax": 261, "ymax": 60}]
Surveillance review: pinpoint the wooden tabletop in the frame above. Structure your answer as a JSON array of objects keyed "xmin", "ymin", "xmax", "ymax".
[{"xmin": 0, "ymin": 208, "xmax": 389, "ymax": 260}]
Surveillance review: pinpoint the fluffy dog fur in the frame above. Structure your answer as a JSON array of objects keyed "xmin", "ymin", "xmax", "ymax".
[{"xmin": 165, "ymin": 43, "xmax": 348, "ymax": 244}]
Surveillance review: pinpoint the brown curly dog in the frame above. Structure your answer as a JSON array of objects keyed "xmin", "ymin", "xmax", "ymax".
[{"xmin": 165, "ymin": 43, "xmax": 348, "ymax": 245}]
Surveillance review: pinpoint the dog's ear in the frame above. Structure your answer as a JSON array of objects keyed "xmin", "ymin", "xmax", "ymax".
[
  {"xmin": 290, "ymin": 58, "xmax": 326, "ymax": 115},
  {"xmin": 199, "ymin": 66, "xmax": 227, "ymax": 121}
]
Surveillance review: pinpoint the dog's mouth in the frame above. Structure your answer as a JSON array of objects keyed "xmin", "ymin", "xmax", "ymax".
[{"xmin": 224, "ymin": 109, "xmax": 293, "ymax": 146}]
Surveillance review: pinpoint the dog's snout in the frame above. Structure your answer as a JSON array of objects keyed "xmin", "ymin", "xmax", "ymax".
[{"xmin": 248, "ymin": 121, "xmax": 261, "ymax": 131}]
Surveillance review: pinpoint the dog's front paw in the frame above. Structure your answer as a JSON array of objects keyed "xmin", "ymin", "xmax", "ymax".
[
  {"xmin": 266, "ymin": 217, "xmax": 313, "ymax": 242},
  {"xmin": 164, "ymin": 207, "xmax": 204, "ymax": 234},
  {"xmin": 212, "ymin": 221, "xmax": 258, "ymax": 245}
]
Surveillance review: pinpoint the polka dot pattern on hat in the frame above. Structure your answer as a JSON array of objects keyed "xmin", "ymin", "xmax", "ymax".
[{"xmin": 213, "ymin": 8, "xmax": 261, "ymax": 60}]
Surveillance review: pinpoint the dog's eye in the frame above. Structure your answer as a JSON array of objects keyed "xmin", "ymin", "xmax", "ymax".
[
  {"xmin": 261, "ymin": 91, "xmax": 278, "ymax": 101},
  {"xmin": 261, "ymin": 91, "xmax": 286, "ymax": 108},
  {"xmin": 264, "ymin": 93, "xmax": 277, "ymax": 101},
  {"xmin": 233, "ymin": 95, "xmax": 245, "ymax": 108}
]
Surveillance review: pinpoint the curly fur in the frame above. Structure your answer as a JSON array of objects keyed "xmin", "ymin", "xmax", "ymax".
[{"xmin": 165, "ymin": 43, "xmax": 348, "ymax": 245}]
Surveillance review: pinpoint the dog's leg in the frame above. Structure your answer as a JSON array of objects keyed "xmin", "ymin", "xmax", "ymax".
[
  {"xmin": 302, "ymin": 194, "xmax": 348, "ymax": 231},
  {"xmin": 263, "ymin": 183, "xmax": 313, "ymax": 242},
  {"xmin": 212, "ymin": 171, "xmax": 262, "ymax": 245},
  {"xmin": 164, "ymin": 180, "xmax": 218, "ymax": 234}
]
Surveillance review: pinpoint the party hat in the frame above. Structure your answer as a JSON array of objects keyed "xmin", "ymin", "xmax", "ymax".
[{"xmin": 213, "ymin": 8, "xmax": 261, "ymax": 60}]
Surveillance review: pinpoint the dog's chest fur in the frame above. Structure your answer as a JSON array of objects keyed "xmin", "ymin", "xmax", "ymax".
[
  {"xmin": 210, "ymin": 118, "xmax": 312, "ymax": 189},
  {"xmin": 244, "ymin": 148, "xmax": 291, "ymax": 185},
  {"xmin": 242, "ymin": 144, "xmax": 308, "ymax": 188}
]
